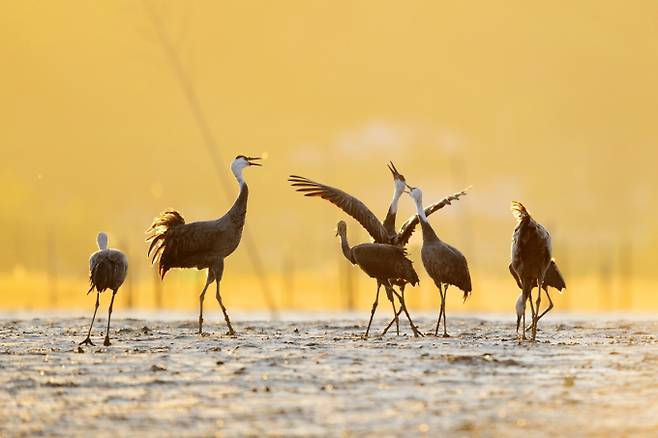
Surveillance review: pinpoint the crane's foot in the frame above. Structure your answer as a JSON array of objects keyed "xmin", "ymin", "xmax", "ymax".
[
  {"xmin": 410, "ymin": 324, "xmax": 424, "ymax": 338},
  {"xmin": 79, "ymin": 337, "xmax": 95, "ymax": 346},
  {"xmin": 226, "ymin": 329, "xmax": 236, "ymax": 336},
  {"xmin": 442, "ymin": 333, "xmax": 451, "ymax": 338},
  {"xmin": 103, "ymin": 337, "xmax": 111, "ymax": 346}
]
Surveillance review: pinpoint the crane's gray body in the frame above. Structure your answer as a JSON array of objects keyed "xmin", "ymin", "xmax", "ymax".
[
  {"xmin": 349, "ymin": 242, "xmax": 419, "ymax": 287},
  {"xmin": 510, "ymin": 201, "xmax": 552, "ymax": 291},
  {"xmin": 147, "ymin": 184, "xmax": 248, "ymax": 277},
  {"xmin": 420, "ymin": 220, "xmax": 472, "ymax": 298},
  {"xmin": 88, "ymin": 249, "xmax": 128, "ymax": 293},
  {"xmin": 419, "ymin": 220, "xmax": 472, "ymax": 299}
]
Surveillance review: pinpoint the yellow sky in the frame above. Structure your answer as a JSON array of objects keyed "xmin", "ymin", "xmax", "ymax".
[{"xmin": 1, "ymin": 1, "xmax": 657, "ymax": 310}]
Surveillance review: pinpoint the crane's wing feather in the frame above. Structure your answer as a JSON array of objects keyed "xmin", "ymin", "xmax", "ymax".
[
  {"xmin": 544, "ymin": 259, "xmax": 566, "ymax": 291},
  {"xmin": 396, "ymin": 187, "xmax": 470, "ymax": 246},
  {"xmin": 289, "ymin": 175, "xmax": 390, "ymax": 243}
]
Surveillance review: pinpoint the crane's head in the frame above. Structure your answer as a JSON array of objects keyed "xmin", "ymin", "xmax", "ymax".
[
  {"xmin": 335, "ymin": 220, "xmax": 347, "ymax": 237},
  {"xmin": 387, "ymin": 161, "xmax": 406, "ymax": 192},
  {"xmin": 97, "ymin": 232, "xmax": 108, "ymax": 250},
  {"xmin": 232, "ymin": 155, "xmax": 262, "ymax": 171},
  {"xmin": 404, "ymin": 185, "xmax": 423, "ymax": 203}
]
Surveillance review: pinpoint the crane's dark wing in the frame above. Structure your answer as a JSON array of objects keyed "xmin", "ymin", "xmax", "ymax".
[
  {"xmin": 509, "ymin": 260, "xmax": 566, "ymax": 292},
  {"xmin": 543, "ymin": 259, "xmax": 566, "ymax": 291},
  {"xmin": 289, "ymin": 175, "xmax": 390, "ymax": 243},
  {"xmin": 395, "ymin": 187, "xmax": 470, "ymax": 246},
  {"xmin": 508, "ymin": 263, "xmax": 523, "ymax": 289}
]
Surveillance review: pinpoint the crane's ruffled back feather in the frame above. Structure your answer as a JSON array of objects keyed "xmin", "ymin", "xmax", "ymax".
[
  {"xmin": 511, "ymin": 201, "xmax": 530, "ymax": 223},
  {"xmin": 145, "ymin": 210, "xmax": 186, "ymax": 277}
]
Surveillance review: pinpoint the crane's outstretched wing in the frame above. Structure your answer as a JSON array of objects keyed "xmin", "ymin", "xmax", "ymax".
[
  {"xmin": 395, "ymin": 187, "xmax": 470, "ymax": 246},
  {"xmin": 289, "ymin": 175, "xmax": 390, "ymax": 243}
]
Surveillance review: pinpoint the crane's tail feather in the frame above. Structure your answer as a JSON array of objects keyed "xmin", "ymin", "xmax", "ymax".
[
  {"xmin": 145, "ymin": 210, "xmax": 185, "ymax": 277},
  {"xmin": 511, "ymin": 201, "xmax": 530, "ymax": 223}
]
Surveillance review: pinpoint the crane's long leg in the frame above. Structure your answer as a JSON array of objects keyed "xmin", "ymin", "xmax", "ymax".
[
  {"xmin": 80, "ymin": 292, "xmax": 100, "ymax": 346},
  {"xmin": 532, "ymin": 289, "xmax": 554, "ymax": 326},
  {"xmin": 390, "ymin": 285, "xmax": 423, "ymax": 337},
  {"xmin": 520, "ymin": 285, "xmax": 531, "ymax": 340},
  {"xmin": 531, "ymin": 278, "xmax": 543, "ymax": 341},
  {"xmin": 364, "ymin": 282, "xmax": 381, "ymax": 338},
  {"xmin": 390, "ymin": 296, "xmax": 400, "ymax": 336},
  {"xmin": 103, "ymin": 289, "xmax": 118, "ymax": 346},
  {"xmin": 198, "ymin": 270, "xmax": 214, "ymax": 334},
  {"xmin": 528, "ymin": 289, "xmax": 537, "ymax": 341},
  {"xmin": 434, "ymin": 283, "xmax": 444, "ymax": 336},
  {"xmin": 211, "ymin": 260, "xmax": 234, "ymax": 336},
  {"xmin": 215, "ymin": 280, "xmax": 235, "ymax": 336},
  {"xmin": 382, "ymin": 284, "xmax": 405, "ymax": 336},
  {"xmin": 441, "ymin": 285, "xmax": 449, "ymax": 337}
]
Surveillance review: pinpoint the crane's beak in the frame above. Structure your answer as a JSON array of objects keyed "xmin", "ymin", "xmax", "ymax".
[
  {"xmin": 247, "ymin": 157, "xmax": 262, "ymax": 166},
  {"xmin": 387, "ymin": 161, "xmax": 398, "ymax": 177},
  {"xmin": 403, "ymin": 183, "xmax": 413, "ymax": 194},
  {"xmin": 387, "ymin": 161, "xmax": 405, "ymax": 180}
]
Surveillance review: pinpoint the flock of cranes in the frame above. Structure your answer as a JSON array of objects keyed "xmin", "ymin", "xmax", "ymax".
[{"xmin": 80, "ymin": 155, "xmax": 565, "ymax": 346}]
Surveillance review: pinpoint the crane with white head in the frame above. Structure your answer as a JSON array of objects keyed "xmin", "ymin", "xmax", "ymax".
[
  {"xmin": 80, "ymin": 232, "xmax": 128, "ymax": 346},
  {"xmin": 146, "ymin": 155, "xmax": 261, "ymax": 335}
]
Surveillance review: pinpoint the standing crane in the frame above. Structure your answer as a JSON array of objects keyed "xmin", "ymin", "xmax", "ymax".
[
  {"xmin": 513, "ymin": 259, "xmax": 566, "ymax": 333},
  {"xmin": 509, "ymin": 201, "xmax": 552, "ymax": 341},
  {"xmin": 382, "ymin": 186, "xmax": 470, "ymax": 335},
  {"xmin": 404, "ymin": 185, "xmax": 472, "ymax": 337},
  {"xmin": 146, "ymin": 155, "xmax": 261, "ymax": 335},
  {"xmin": 336, "ymin": 220, "xmax": 421, "ymax": 337},
  {"xmin": 80, "ymin": 232, "xmax": 128, "ymax": 346}
]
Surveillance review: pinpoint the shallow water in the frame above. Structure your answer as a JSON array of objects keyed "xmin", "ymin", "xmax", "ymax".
[{"xmin": 1, "ymin": 316, "xmax": 657, "ymax": 436}]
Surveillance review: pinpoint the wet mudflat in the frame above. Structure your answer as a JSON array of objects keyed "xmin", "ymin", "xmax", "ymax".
[{"xmin": 0, "ymin": 316, "xmax": 657, "ymax": 437}]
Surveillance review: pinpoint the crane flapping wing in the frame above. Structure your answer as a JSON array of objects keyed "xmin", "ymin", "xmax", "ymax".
[
  {"xmin": 395, "ymin": 187, "xmax": 470, "ymax": 246},
  {"xmin": 288, "ymin": 175, "xmax": 390, "ymax": 243}
]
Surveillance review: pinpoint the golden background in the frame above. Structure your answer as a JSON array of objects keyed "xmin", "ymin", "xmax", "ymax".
[{"xmin": 1, "ymin": 1, "xmax": 657, "ymax": 313}]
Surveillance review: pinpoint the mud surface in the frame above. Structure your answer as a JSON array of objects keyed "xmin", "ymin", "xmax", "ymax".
[{"xmin": 1, "ymin": 316, "xmax": 657, "ymax": 436}]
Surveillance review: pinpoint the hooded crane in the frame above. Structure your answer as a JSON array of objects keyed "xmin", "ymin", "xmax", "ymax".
[
  {"xmin": 381, "ymin": 162, "xmax": 409, "ymax": 334},
  {"xmin": 289, "ymin": 170, "xmax": 468, "ymax": 337},
  {"xmin": 336, "ymin": 220, "xmax": 421, "ymax": 337},
  {"xmin": 381, "ymin": 186, "xmax": 470, "ymax": 335},
  {"xmin": 80, "ymin": 232, "xmax": 128, "ymax": 346},
  {"xmin": 405, "ymin": 186, "xmax": 472, "ymax": 337},
  {"xmin": 509, "ymin": 201, "xmax": 552, "ymax": 341},
  {"xmin": 513, "ymin": 259, "xmax": 566, "ymax": 333},
  {"xmin": 146, "ymin": 155, "xmax": 261, "ymax": 335},
  {"xmin": 380, "ymin": 163, "xmax": 469, "ymax": 335}
]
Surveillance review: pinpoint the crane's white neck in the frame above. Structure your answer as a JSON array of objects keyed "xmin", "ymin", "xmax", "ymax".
[
  {"xmin": 231, "ymin": 160, "xmax": 249, "ymax": 186},
  {"xmin": 389, "ymin": 180, "xmax": 405, "ymax": 214},
  {"xmin": 97, "ymin": 232, "xmax": 108, "ymax": 250},
  {"xmin": 412, "ymin": 193, "xmax": 427, "ymax": 222}
]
